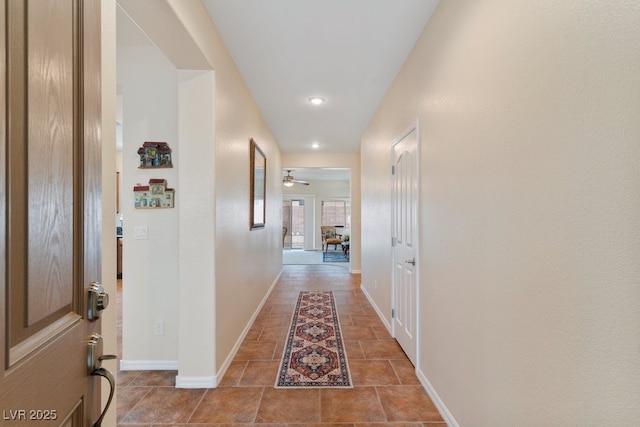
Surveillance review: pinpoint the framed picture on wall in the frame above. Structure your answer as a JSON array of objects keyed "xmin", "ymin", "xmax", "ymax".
[{"xmin": 250, "ymin": 138, "xmax": 266, "ymax": 229}]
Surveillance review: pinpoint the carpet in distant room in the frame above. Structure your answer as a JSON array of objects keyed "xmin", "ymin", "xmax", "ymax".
[{"xmin": 322, "ymin": 250, "xmax": 349, "ymax": 263}]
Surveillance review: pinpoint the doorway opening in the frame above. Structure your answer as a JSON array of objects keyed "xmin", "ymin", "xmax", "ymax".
[
  {"xmin": 281, "ymin": 167, "xmax": 351, "ymax": 266},
  {"xmin": 283, "ymin": 199, "xmax": 305, "ymax": 250}
]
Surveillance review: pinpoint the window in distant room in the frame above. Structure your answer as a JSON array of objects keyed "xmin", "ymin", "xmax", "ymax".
[{"xmin": 321, "ymin": 200, "xmax": 350, "ymax": 227}]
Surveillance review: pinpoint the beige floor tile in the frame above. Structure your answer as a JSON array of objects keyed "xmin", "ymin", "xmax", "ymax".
[
  {"xmin": 120, "ymin": 387, "xmax": 205, "ymax": 424},
  {"xmin": 253, "ymin": 314, "xmax": 287, "ymax": 326},
  {"xmin": 235, "ymin": 340, "xmax": 278, "ymax": 360},
  {"xmin": 355, "ymin": 423, "xmax": 424, "ymax": 427},
  {"xmin": 376, "ymin": 386, "xmax": 444, "ymax": 422},
  {"xmin": 372, "ymin": 326, "xmax": 395, "ymax": 341},
  {"xmin": 349, "ymin": 360, "xmax": 401, "ymax": 386},
  {"xmin": 335, "ymin": 303, "xmax": 367, "ymax": 315},
  {"xmin": 258, "ymin": 324, "xmax": 291, "ymax": 341},
  {"xmin": 255, "ymin": 388, "xmax": 321, "ymax": 423},
  {"xmin": 117, "ymin": 369, "xmax": 142, "ymax": 386},
  {"xmin": 350, "ymin": 314, "xmax": 385, "ymax": 328},
  {"xmin": 127, "ymin": 370, "xmax": 176, "ymax": 387},
  {"xmin": 341, "ymin": 325, "xmax": 378, "ymax": 341},
  {"xmin": 116, "ymin": 387, "xmax": 151, "ymax": 422},
  {"xmin": 320, "ymin": 387, "xmax": 386, "ymax": 423},
  {"xmin": 344, "ymin": 340, "xmax": 365, "ymax": 359},
  {"xmin": 188, "ymin": 387, "xmax": 264, "ymax": 423},
  {"xmin": 361, "ymin": 340, "xmax": 407, "ymax": 360},
  {"xmin": 218, "ymin": 360, "xmax": 248, "ymax": 387},
  {"xmin": 389, "ymin": 359, "xmax": 421, "ymax": 385},
  {"xmin": 244, "ymin": 325, "xmax": 263, "ymax": 340},
  {"xmin": 238, "ymin": 360, "xmax": 280, "ymax": 386}
]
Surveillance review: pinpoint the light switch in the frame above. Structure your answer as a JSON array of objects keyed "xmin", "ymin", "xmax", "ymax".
[{"xmin": 133, "ymin": 225, "xmax": 148, "ymax": 240}]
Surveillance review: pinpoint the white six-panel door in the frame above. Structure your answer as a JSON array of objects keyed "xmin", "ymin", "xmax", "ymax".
[{"xmin": 392, "ymin": 126, "xmax": 419, "ymax": 365}]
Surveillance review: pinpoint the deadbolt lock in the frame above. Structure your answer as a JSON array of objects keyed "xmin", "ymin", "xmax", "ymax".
[{"xmin": 87, "ymin": 282, "xmax": 109, "ymax": 321}]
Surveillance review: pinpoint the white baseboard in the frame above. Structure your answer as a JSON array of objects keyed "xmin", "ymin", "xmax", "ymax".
[
  {"xmin": 175, "ymin": 375, "xmax": 217, "ymax": 389},
  {"xmin": 416, "ymin": 368, "xmax": 459, "ymax": 427},
  {"xmin": 215, "ymin": 268, "xmax": 283, "ymax": 384},
  {"xmin": 349, "ymin": 268, "xmax": 362, "ymax": 273},
  {"xmin": 359, "ymin": 283, "xmax": 392, "ymax": 332},
  {"xmin": 119, "ymin": 359, "xmax": 179, "ymax": 371},
  {"xmin": 360, "ymin": 283, "xmax": 456, "ymax": 426}
]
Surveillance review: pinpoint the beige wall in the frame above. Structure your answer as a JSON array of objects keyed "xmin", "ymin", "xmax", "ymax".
[
  {"xmin": 117, "ymin": 0, "xmax": 282, "ymax": 384},
  {"xmin": 118, "ymin": 43, "xmax": 181, "ymax": 366},
  {"xmin": 165, "ymin": 1, "xmax": 283, "ymax": 376},
  {"xmin": 177, "ymin": 69, "xmax": 217, "ymax": 385},
  {"xmin": 361, "ymin": 1, "xmax": 640, "ymax": 425}
]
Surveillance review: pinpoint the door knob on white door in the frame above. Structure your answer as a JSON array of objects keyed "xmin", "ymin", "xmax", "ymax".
[{"xmin": 405, "ymin": 258, "xmax": 416, "ymax": 266}]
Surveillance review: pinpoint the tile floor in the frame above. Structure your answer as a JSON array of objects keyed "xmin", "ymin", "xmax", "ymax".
[{"xmin": 117, "ymin": 264, "xmax": 445, "ymax": 426}]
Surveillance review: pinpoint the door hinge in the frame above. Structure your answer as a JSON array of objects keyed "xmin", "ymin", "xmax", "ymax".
[
  {"xmin": 391, "ymin": 165, "xmax": 395, "ymax": 175},
  {"xmin": 392, "ymin": 309, "xmax": 395, "ymax": 318}
]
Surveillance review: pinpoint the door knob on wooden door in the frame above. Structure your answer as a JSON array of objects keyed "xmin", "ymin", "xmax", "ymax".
[{"xmin": 86, "ymin": 334, "xmax": 115, "ymax": 427}]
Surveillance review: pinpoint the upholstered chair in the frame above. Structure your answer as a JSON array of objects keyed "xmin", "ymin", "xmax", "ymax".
[{"xmin": 321, "ymin": 226, "xmax": 342, "ymax": 252}]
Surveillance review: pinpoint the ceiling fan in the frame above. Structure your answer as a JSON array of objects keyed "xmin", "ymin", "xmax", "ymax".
[{"xmin": 282, "ymin": 170, "xmax": 309, "ymax": 187}]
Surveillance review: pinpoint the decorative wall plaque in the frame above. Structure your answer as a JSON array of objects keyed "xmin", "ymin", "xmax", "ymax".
[
  {"xmin": 137, "ymin": 141, "xmax": 173, "ymax": 168},
  {"xmin": 134, "ymin": 179, "xmax": 175, "ymax": 209}
]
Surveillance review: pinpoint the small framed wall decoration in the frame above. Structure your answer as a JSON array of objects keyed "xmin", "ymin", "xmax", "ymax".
[{"xmin": 249, "ymin": 138, "xmax": 266, "ymax": 229}]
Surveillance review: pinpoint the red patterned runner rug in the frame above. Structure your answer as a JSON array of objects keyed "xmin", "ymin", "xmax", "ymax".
[{"xmin": 275, "ymin": 291, "xmax": 352, "ymax": 388}]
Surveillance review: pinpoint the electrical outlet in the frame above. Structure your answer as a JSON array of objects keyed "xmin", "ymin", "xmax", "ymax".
[{"xmin": 154, "ymin": 320, "xmax": 164, "ymax": 336}]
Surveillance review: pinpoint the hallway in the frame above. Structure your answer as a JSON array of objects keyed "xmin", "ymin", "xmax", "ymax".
[{"xmin": 116, "ymin": 265, "xmax": 444, "ymax": 425}]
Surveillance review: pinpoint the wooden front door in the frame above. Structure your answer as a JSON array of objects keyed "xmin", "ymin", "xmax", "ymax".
[{"xmin": 0, "ymin": 1, "xmax": 103, "ymax": 425}]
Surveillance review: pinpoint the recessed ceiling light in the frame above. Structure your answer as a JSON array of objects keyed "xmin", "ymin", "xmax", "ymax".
[
  {"xmin": 309, "ymin": 97, "xmax": 325, "ymax": 105},
  {"xmin": 311, "ymin": 142, "xmax": 320, "ymax": 149}
]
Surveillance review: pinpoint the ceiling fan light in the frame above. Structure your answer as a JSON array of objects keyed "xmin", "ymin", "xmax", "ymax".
[{"xmin": 283, "ymin": 173, "xmax": 295, "ymax": 186}]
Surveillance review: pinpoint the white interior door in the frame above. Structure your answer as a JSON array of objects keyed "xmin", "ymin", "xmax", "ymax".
[{"xmin": 392, "ymin": 126, "xmax": 419, "ymax": 365}]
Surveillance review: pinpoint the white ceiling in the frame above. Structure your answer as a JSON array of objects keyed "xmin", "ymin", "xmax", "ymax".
[
  {"xmin": 203, "ymin": 0, "xmax": 438, "ymax": 153},
  {"xmin": 115, "ymin": 1, "xmax": 438, "ymax": 179}
]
